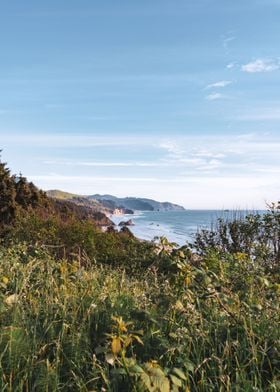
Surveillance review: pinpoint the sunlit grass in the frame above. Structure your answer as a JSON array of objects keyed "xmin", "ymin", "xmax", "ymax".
[{"xmin": 0, "ymin": 241, "xmax": 279, "ymax": 391}]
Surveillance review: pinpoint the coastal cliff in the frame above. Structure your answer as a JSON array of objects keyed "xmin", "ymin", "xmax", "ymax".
[
  {"xmin": 89, "ymin": 194, "xmax": 186, "ymax": 212},
  {"xmin": 47, "ymin": 190, "xmax": 185, "ymax": 216}
]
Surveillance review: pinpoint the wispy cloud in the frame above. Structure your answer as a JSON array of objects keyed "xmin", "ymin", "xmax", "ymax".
[
  {"xmin": 3, "ymin": 132, "xmax": 278, "ymax": 208},
  {"xmin": 158, "ymin": 141, "xmax": 185, "ymax": 157},
  {"xmin": 193, "ymin": 150, "xmax": 226, "ymax": 159},
  {"xmin": 3, "ymin": 132, "xmax": 280, "ymax": 194},
  {"xmin": 241, "ymin": 58, "xmax": 280, "ymax": 73},
  {"xmin": 44, "ymin": 159, "xmax": 170, "ymax": 168},
  {"xmin": 205, "ymin": 93, "xmax": 224, "ymax": 101},
  {"xmin": 195, "ymin": 159, "xmax": 223, "ymax": 171},
  {"xmin": 30, "ymin": 175, "xmax": 173, "ymax": 183},
  {"xmin": 222, "ymin": 33, "xmax": 236, "ymax": 51},
  {"xmin": 159, "ymin": 134, "xmax": 280, "ymax": 174},
  {"xmin": 159, "ymin": 141, "xmax": 225, "ymax": 172},
  {"xmin": 0, "ymin": 134, "xmax": 153, "ymax": 148},
  {"xmin": 206, "ymin": 80, "xmax": 232, "ymax": 89},
  {"xmin": 29, "ymin": 174, "xmax": 278, "ymax": 188},
  {"xmin": 226, "ymin": 62, "xmax": 238, "ymax": 70},
  {"xmin": 234, "ymin": 106, "xmax": 280, "ymax": 121}
]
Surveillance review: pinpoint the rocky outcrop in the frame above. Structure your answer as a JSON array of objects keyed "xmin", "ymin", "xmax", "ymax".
[
  {"xmin": 118, "ymin": 219, "xmax": 134, "ymax": 227},
  {"xmin": 113, "ymin": 207, "xmax": 134, "ymax": 215}
]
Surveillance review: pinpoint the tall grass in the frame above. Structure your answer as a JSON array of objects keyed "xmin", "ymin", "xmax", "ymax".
[{"xmin": 0, "ymin": 242, "xmax": 279, "ymax": 391}]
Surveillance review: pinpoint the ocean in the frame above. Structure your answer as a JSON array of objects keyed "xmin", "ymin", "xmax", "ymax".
[{"xmin": 110, "ymin": 210, "xmax": 254, "ymax": 246}]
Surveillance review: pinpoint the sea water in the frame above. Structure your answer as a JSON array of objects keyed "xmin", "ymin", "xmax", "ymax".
[{"xmin": 111, "ymin": 210, "xmax": 254, "ymax": 246}]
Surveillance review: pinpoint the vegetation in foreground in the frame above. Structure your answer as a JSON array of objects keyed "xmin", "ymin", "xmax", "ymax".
[{"xmin": 0, "ymin": 158, "xmax": 279, "ymax": 391}]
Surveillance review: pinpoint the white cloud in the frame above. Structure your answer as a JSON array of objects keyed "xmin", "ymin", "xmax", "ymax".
[
  {"xmin": 206, "ymin": 80, "xmax": 232, "ymax": 89},
  {"xmin": 158, "ymin": 141, "xmax": 184, "ymax": 157},
  {"xmin": 205, "ymin": 93, "xmax": 224, "ymax": 101},
  {"xmin": 159, "ymin": 134, "xmax": 280, "ymax": 175},
  {"xmin": 241, "ymin": 58, "xmax": 280, "ymax": 73},
  {"xmin": 227, "ymin": 62, "xmax": 237, "ymax": 69},
  {"xmin": 193, "ymin": 150, "xmax": 226, "ymax": 159},
  {"xmin": 2, "ymin": 132, "xmax": 280, "ymax": 209},
  {"xmin": 44, "ymin": 159, "xmax": 171, "ymax": 168},
  {"xmin": 159, "ymin": 140, "xmax": 225, "ymax": 172}
]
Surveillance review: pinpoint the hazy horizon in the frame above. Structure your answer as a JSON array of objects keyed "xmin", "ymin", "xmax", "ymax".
[{"xmin": 1, "ymin": 1, "xmax": 279, "ymax": 209}]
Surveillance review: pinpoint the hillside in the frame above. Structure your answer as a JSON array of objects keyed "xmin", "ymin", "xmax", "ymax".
[
  {"xmin": 46, "ymin": 190, "xmax": 133, "ymax": 215},
  {"xmin": 90, "ymin": 194, "xmax": 186, "ymax": 211},
  {"xmin": 0, "ymin": 160, "xmax": 113, "ymax": 231},
  {"xmin": 45, "ymin": 189, "xmax": 81, "ymax": 200},
  {"xmin": 47, "ymin": 190, "xmax": 106, "ymax": 210},
  {"xmin": 47, "ymin": 190, "xmax": 185, "ymax": 214}
]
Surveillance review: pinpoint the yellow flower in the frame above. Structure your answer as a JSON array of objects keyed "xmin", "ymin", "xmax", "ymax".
[
  {"xmin": 235, "ymin": 252, "xmax": 248, "ymax": 261},
  {"xmin": 111, "ymin": 336, "xmax": 122, "ymax": 355}
]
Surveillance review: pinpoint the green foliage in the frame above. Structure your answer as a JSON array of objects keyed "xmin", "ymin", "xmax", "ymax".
[
  {"xmin": 0, "ymin": 239, "xmax": 279, "ymax": 391},
  {"xmin": 194, "ymin": 203, "xmax": 280, "ymax": 268},
  {"xmin": 0, "ymin": 158, "xmax": 279, "ymax": 390},
  {"xmin": 0, "ymin": 159, "xmax": 17, "ymax": 229},
  {"xmin": 0, "ymin": 157, "xmax": 48, "ymax": 237}
]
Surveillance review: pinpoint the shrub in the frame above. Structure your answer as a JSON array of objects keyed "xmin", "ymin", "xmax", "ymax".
[{"xmin": 194, "ymin": 202, "xmax": 280, "ymax": 269}]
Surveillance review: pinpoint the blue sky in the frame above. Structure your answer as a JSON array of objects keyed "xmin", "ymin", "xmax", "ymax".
[{"xmin": 0, "ymin": 0, "xmax": 279, "ymax": 208}]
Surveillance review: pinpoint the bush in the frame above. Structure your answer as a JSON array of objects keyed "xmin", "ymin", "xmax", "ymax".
[{"xmin": 194, "ymin": 202, "xmax": 280, "ymax": 269}]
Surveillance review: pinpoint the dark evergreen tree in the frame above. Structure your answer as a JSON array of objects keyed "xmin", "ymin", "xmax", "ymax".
[
  {"xmin": 28, "ymin": 181, "xmax": 42, "ymax": 207},
  {"xmin": 0, "ymin": 156, "xmax": 17, "ymax": 228},
  {"xmin": 15, "ymin": 173, "xmax": 32, "ymax": 208}
]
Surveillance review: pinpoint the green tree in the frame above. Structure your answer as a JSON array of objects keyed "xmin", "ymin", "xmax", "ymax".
[
  {"xmin": 14, "ymin": 173, "xmax": 33, "ymax": 208},
  {"xmin": 0, "ymin": 156, "xmax": 17, "ymax": 229}
]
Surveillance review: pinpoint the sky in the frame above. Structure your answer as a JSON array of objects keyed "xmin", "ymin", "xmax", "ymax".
[{"xmin": 0, "ymin": 0, "xmax": 279, "ymax": 209}]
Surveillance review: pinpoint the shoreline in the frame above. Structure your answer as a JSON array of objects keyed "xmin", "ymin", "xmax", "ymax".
[{"xmin": 107, "ymin": 209, "xmax": 267, "ymax": 246}]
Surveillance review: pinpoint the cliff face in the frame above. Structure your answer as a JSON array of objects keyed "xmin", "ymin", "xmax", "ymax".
[
  {"xmin": 51, "ymin": 199, "xmax": 113, "ymax": 226},
  {"xmin": 46, "ymin": 191, "xmax": 114, "ymax": 226}
]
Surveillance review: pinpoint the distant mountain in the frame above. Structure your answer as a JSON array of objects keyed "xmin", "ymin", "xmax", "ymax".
[
  {"xmin": 89, "ymin": 195, "xmax": 186, "ymax": 212},
  {"xmin": 46, "ymin": 190, "xmax": 133, "ymax": 215},
  {"xmin": 47, "ymin": 190, "xmax": 186, "ymax": 214}
]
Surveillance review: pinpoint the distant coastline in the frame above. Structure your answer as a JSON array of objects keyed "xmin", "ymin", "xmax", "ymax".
[{"xmin": 110, "ymin": 209, "xmax": 266, "ymax": 245}]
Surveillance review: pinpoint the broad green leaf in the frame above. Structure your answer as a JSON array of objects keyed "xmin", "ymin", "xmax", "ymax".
[
  {"xmin": 184, "ymin": 360, "xmax": 194, "ymax": 373},
  {"xmin": 129, "ymin": 364, "xmax": 144, "ymax": 374},
  {"xmin": 172, "ymin": 368, "xmax": 187, "ymax": 380},
  {"xmin": 170, "ymin": 374, "xmax": 182, "ymax": 387}
]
